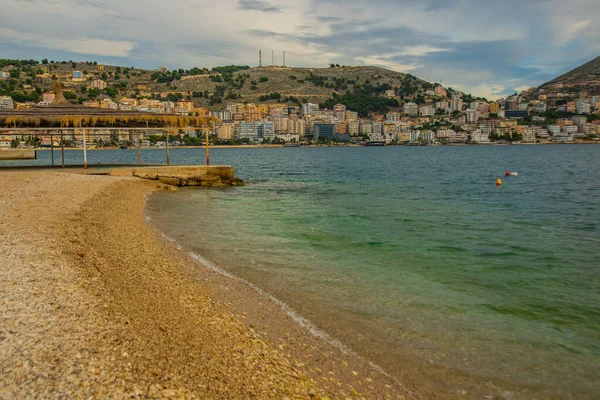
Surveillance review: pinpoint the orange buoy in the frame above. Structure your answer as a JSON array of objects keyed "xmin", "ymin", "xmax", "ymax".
[
  {"xmin": 505, "ymin": 171, "xmax": 510, "ymax": 176},
  {"xmin": 496, "ymin": 179, "xmax": 503, "ymax": 186}
]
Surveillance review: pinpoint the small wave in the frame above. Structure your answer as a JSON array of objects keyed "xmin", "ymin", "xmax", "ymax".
[{"xmin": 146, "ymin": 224, "xmax": 404, "ymax": 387}]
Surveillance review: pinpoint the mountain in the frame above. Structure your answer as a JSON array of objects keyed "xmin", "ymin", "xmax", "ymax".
[{"xmin": 541, "ymin": 56, "xmax": 600, "ymax": 89}]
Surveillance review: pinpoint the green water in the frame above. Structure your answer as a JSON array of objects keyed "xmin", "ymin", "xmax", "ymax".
[{"xmin": 146, "ymin": 145, "xmax": 600, "ymax": 398}]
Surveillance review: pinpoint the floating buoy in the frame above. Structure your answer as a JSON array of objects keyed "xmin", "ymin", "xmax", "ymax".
[
  {"xmin": 510, "ymin": 172, "xmax": 518, "ymax": 176},
  {"xmin": 496, "ymin": 179, "xmax": 503, "ymax": 186},
  {"xmin": 505, "ymin": 171, "xmax": 510, "ymax": 176}
]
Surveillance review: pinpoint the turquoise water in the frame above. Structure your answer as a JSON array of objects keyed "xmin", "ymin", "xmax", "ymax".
[{"xmin": 26, "ymin": 146, "xmax": 600, "ymax": 397}]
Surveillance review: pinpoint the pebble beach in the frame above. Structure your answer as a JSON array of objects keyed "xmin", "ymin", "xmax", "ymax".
[{"xmin": 0, "ymin": 170, "xmax": 416, "ymax": 399}]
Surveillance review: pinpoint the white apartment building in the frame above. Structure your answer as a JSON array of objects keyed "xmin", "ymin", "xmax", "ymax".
[
  {"xmin": 275, "ymin": 134, "xmax": 300, "ymax": 143},
  {"xmin": 470, "ymin": 129, "xmax": 490, "ymax": 143},
  {"xmin": 403, "ymin": 102, "xmax": 418, "ymax": 116},
  {"xmin": 522, "ymin": 129, "xmax": 536, "ymax": 143},
  {"xmin": 563, "ymin": 125, "xmax": 578, "ymax": 135},
  {"xmin": 466, "ymin": 109, "xmax": 478, "ymax": 123},
  {"xmin": 0, "ymin": 96, "xmax": 13, "ymax": 109},
  {"xmin": 450, "ymin": 95, "xmax": 463, "ymax": 112},
  {"xmin": 90, "ymin": 80, "xmax": 107, "ymax": 90},
  {"xmin": 302, "ymin": 103, "xmax": 319, "ymax": 115},
  {"xmin": 419, "ymin": 105, "xmax": 435, "ymax": 116},
  {"xmin": 548, "ymin": 125, "xmax": 561, "ymax": 136},
  {"xmin": 576, "ymin": 100, "xmax": 591, "ymax": 114}
]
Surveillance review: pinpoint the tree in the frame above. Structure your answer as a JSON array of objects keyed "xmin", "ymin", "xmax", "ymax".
[
  {"xmin": 72, "ymin": 62, "xmax": 76, "ymax": 68},
  {"xmin": 41, "ymin": 59, "xmax": 48, "ymax": 65},
  {"xmin": 259, "ymin": 76, "xmax": 268, "ymax": 82}
]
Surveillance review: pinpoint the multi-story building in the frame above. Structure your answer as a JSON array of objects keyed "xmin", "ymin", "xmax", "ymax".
[
  {"xmin": 257, "ymin": 121, "xmax": 275, "ymax": 141},
  {"xmin": 359, "ymin": 120, "xmax": 373, "ymax": 135},
  {"xmin": 237, "ymin": 121, "xmax": 260, "ymax": 142},
  {"xmin": 548, "ymin": 125, "xmax": 561, "ymax": 136},
  {"xmin": 335, "ymin": 121, "xmax": 347, "ymax": 134},
  {"xmin": 466, "ymin": 109, "xmax": 478, "ymax": 123},
  {"xmin": 217, "ymin": 123, "xmax": 235, "ymax": 140},
  {"xmin": 347, "ymin": 120, "xmax": 359, "ymax": 136},
  {"xmin": 409, "ymin": 131, "xmax": 421, "ymax": 143},
  {"xmin": 522, "ymin": 129, "xmax": 536, "ymax": 143},
  {"xmin": 176, "ymin": 100, "xmax": 194, "ymax": 113},
  {"xmin": 576, "ymin": 100, "xmax": 591, "ymax": 114},
  {"xmin": 489, "ymin": 101, "xmax": 500, "ymax": 114},
  {"xmin": 288, "ymin": 119, "xmax": 305, "ymax": 136},
  {"xmin": 42, "ymin": 91, "xmax": 55, "ymax": 103},
  {"xmin": 210, "ymin": 110, "xmax": 233, "ymax": 121},
  {"xmin": 421, "ymin": 130, "xmax": 435, "ymax": 143},
  {"xmin": 0, "ymin": 96, "xmax": 14, "ymax": 109},
  {"xmin": 386, "ymin": 112, "xmax": 402, "ymax": 122},
  {"xmin": 72, "ymin": 71, "xmax": 83, "ymax": 79},
  {"xmin": 418, "ymin": 105, "xmax": 435, "ymax": 116},
  {"xmin": 275, "ymin": 134, "xmax": 300, "ymax": 143},
  {"xmin": 450, "ymin": 94, "xmax": 463, "ymax": 112},
  {"xmin": 273, "ymin": 116, "xmax": 289, "ymax": 133},
  {"xmin": 333, "ymin": 104, "xmax": 347, "ymax": 120},
  {"xmin": 563, "ymin": 125, "xmax": 578, "ymax": 135},
  {"xmin": 403, "ymin": 102, "xmax": 418, "ymax": 116},
  {"xmin": 345, "ymin": 111, "xmax": 358, "ymax": 121},
  {"xmin": 100, "ymin": 99, "xmax": 117, "ymax": 110},
  {"xmin": 313, "ymin": 123, "xmax": 335, "ymax": 141},
  {"xmin": 90, "ymin": 79, "xmax": 107, "ymax": 90},
  {"xmin": 82, "ymin": 100, "xmax": 100, "ymax": 108},
  {"xmin": 470, "ymin": 129, "xmax": 490, "ymax": 143},
  {"xmin": 302, "ymin": 103, "xmax": 319, "ymax": 115},
  {"xmin": 436, "ymin": 129, "xmax": 454, "ymax": 141}
]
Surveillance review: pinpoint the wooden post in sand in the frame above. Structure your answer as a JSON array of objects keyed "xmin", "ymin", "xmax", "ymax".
[
  {"xmin": 81, "ymin": 122, "xmax": 87, "ymax": 169},
  {"xmin": 60, "ymin": 131, "xmax": 65, "ymax": 168},
  {"xmin": 50, "ymin": 130, "xmax": 55, "ymax": 167},
  {"xmin": 165, "ymin": 128, "xmax": 171, "ymax": 165},
  {"xmin": 205, "ymin": 127, "xmax": 210, "ymax": 165}
]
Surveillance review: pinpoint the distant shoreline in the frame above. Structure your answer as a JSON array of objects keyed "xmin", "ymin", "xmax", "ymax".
[{"xmin": 22, "ymin": 140, "xmax": 599, "ymax": 151}]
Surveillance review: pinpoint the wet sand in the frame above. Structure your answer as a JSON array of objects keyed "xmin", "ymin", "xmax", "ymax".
[{"xmin": 0, "ymin": 170, "xmax": 416, "ymax": 399}]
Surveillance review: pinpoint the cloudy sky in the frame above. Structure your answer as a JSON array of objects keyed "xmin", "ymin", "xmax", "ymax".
[{"xmin": 1, "ymin": 0, "xmax": 599, "ymax": 98}]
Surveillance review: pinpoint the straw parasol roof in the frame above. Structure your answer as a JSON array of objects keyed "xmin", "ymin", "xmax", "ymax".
[
  {"xmin": 0, "ymin": 78, "xmax": 219, "ymax": 129},
  {"xmin": 0, "ymin": 106, "xmax": 220, "ymax": 129}
]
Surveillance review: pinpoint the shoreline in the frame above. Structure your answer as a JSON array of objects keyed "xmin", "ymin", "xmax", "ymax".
[
  {"xmin": 0, "ymin": 170, "xmax": 413, "ymax": 398},
  {"xmin": 11, "ymin": 139, "xmax": 600, "ymax": 152}
]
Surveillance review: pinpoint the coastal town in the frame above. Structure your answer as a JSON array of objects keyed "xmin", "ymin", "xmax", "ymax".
[{"xmin": 1, "ymin": 59, "xmax": 599, "ymax": 148}]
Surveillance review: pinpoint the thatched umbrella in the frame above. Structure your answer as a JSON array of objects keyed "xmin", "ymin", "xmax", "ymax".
[{"xmin": 0, "ymin": 97, "xmax": 220, "ymax": 167}]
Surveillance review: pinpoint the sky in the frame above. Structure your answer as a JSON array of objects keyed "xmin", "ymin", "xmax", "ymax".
[{"xmin": 1, "ymin": 0, "xmax": 599, "ymax": 99}]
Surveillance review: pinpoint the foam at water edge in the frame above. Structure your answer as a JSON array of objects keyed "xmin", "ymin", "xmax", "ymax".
[
  {"xmin": 167, "ymin": 232, "xmax": 402, "ymax": 387},
  {"xmin": 142, "ymin": 193, "xmax": 404, "ymax": 388}
]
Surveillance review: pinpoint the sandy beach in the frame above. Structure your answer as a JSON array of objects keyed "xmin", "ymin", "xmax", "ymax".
[{"xmin": 0, "ymin": 169, "xmax": 418, "ymax": 399}]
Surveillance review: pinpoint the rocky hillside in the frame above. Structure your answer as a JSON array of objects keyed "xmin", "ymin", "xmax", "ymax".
[
  {"xmin": 1, "ymin": 59, "xmax": 453, "ymax": 116},
  {"xmin": 541, "ymin": 56, "xmax": 600, "ymax": 90}
]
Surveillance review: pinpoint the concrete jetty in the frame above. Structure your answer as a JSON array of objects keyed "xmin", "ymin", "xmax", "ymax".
[
  {"xmin": 107, "ymin": 165, "xmax": 244, "ymax": 187},
  {"xmin": 0, "ymin": 149, "xmax": 36, "ymax": 160}
]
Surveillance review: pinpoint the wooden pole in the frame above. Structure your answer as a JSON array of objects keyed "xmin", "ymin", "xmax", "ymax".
[
  {"xmin": 50, "ymin": 131, "xmax": 55, "ymax": 167},
  {"xmin": 61, "ymin": 131, "xmax": 65, "ymax": 168},
  {"xmin": 205, "ymin": 127, "xmax": 210, "ymax": 165},
  {"xmin": 82, "ymin": 122, "xmax": 87, "ymax": 169},
  {"xmin": 165, "ymin": 128, "xmax": 171, "ymax": 165}
]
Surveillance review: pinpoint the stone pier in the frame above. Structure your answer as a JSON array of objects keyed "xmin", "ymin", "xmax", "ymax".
[
  {"xmin": 107, "ymin": 165, "xmax": 244, "ymax": 187},
  {"xmin": 0, "ymin": 149, "xmax": 37, "ymax": 160}
]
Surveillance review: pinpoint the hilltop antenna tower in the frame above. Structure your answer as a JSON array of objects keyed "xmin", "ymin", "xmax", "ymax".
[
  {"xmin": 259, "ymin": 50, "xmax": 262, "ymax": 67},
  {"xmin": 272, "ymin": 50, "xmax": 274, "ymax": 66},
  {"xmin": 283, "ymin": 51, "xmax": 286, "ymax": 67}
]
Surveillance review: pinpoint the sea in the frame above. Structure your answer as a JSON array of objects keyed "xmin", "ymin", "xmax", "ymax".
[{"xmin": 14, "ymin": 145, "xmax": 600, "ymax": 397}]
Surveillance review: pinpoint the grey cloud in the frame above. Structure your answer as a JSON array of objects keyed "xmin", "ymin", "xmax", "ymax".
[{"xmin": 237, "ymin": 0, "xmax": 283, "ymax": 13}]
